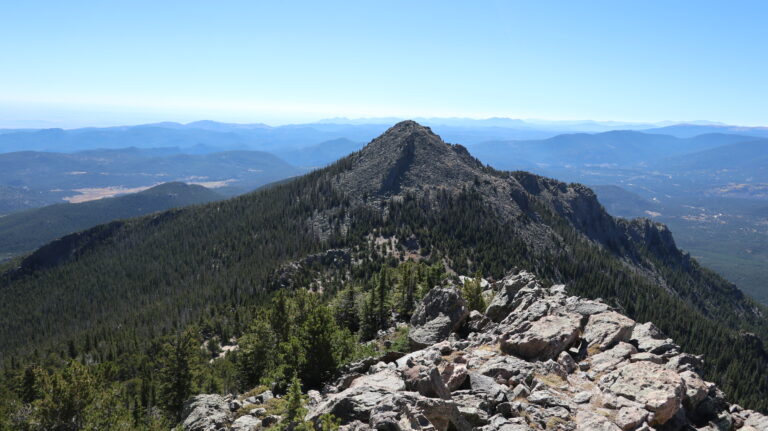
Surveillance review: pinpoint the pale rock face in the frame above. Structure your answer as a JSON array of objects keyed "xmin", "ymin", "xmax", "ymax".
[
  {"xmin": 630, "ymin": 322, "xmax": 679, "ymax": 355},
  {"xmin": 575, "ymin": 410, "xmax": 622, "ymax": 431},
  {"xmin": 182, "ymin": 394, "xmax": 232, "ymax": 431},
  {"xmin": 440, "ymin": 362, "xmax": 469, "ymax": 391},
  {"xmin": 614, "ymin": 405, "xmax": 648, "ymax": 430},
  {"xmin": 230, "ymin": 415, "xmax": 262, "ymax": 431},
  {"xmin": 485, "ymin": 271, "xmax": 539, "ymax": 322},
  {"xmin": 679, "ymin": 370, "xmax": 713, "ymax": 409},
  {"xmin": 305, "ymin": 386, "xmax": 392, "ymax": 423},
  {"xmin": 582, "ymin": 311, "xmax": 636, "ymax": 351},
  {"xmin": 349, "ymin": 369, "xmax": 406, "ymax": 392},
  {"xmin": 409, "ymin": 287, "xmax": 469, "ymax": 349},
  {"xmin": 499, "ymin": 313, "xmax": 582, "ymax": 360},
  {"xmin": 589, "ymin": 341, "xmax": 638, "ymax": 373},
  {"xmin": 598, "ymin": 361, "xmax": 685, "ymax": 425}
]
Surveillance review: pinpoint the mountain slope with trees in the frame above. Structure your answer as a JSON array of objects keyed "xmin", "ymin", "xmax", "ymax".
[{"xmin": 0, "ymin": 182, "xmax": 222, "ymax": 261}]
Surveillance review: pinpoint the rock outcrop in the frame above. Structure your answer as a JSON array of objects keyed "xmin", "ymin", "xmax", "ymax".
[{"xmin": 182, "ymin": 271, "xmax": 768, "ymax": 431}]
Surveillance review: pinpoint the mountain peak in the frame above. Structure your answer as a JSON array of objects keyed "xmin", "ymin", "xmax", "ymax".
[{"xmin": 338, "ymin": 120, "xmax": 484, "ymax": 198}]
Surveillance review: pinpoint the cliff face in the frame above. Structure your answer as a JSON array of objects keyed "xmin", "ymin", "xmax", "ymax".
[{"xmin": 181, "ymin": 270, "xmax": 768, "ymax": 431}]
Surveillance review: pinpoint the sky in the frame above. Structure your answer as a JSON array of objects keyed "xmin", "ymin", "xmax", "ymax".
[{"xmin": 1, "ymin": 1, "xmax": 767, "ymax": 128}]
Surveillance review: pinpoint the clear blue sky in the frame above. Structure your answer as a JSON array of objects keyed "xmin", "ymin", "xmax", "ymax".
[{"xmin": 1, "ymin": 1, "xmax": 767, "ymax": 127}]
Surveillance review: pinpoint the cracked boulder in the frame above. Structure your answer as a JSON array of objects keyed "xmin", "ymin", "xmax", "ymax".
[
  {"xmin": 598, "ymin": 361, "xmax": 685, "ymax": 426},
  {"xmin": 500, "ymin": 313, "xmax": 582, "ymax": 360}
]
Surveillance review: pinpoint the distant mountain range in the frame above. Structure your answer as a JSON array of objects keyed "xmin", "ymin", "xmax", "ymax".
[
  {"xmin": 0, "ymin": 147, "xmax": 300, "ymax": 213},
  {"xmin": 0, "ymin": 182, "xmax": 221, "ymax": 261}
]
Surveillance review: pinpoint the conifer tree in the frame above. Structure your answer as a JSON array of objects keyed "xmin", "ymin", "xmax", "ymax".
[
  {"xmin": 237, "ymin": 315, "xmax": 277, "ymax": 388},
  {"xmin": 157, "ymin": 330, "xmax": 197, "ymax": 420},
  {"xmin": 462, "ymin": 270, "xmax": 486, "ymax": 312}
]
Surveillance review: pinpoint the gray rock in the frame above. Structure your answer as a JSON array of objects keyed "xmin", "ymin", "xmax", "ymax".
[
  {"xmin": 485, "ymin": 271, "xmax": 539, "ymax": 322},
  {"xmin": 564, "ymin": 298, "xmax": 610, "ymax": 316},
  {"xmin": 476, "ymin": 355, "xmax": 535, "ymax": 381},
  {"xmin": 630, "ymin": 322, "xmax": 679, "ymax": 355},
  {"xmin": 614, "ymin": 406, "xmax": 647, "ymax": 430},
  {"xmin": 500, "ymin": 313, "xmax": 582, "ymax": 360},
  {"xmin": 409, "ymin": 287, "xmax": 469, "ymax": 348},
  {"xmin": 229, "ymin": 399, "xmax": 242, "ymax": 412},
  {"xmin": 582, "ymin": 311, "xmax": 635, "ymax": 351},
  {"xmin": 230, "ymin": 415, "xmax": 262, "ymax": 431},
  {"xmin": 411, "ymin": 286, "xmax": 469, "ymax": 328},
  {"xmin": 409, "ymin": 314, "xmax": 455, "ymax": 348},
  {"xmin": 573, "ymin": 391, "xmax": 592, "ymax": 404},
  {"xmin": 575, "ymin": 410, "xmax": 622, "ymax": 431},
  {"xmin": 510, "ymin": 384, "xmax": 530, "ymax": 400},
  {"xmin": 557, "ymin": 351, "xmax": 577, "ymax": 374},
  {"xmin": 349, "ymin": 369, "xmax": 405, "ymax": 392},
  {"xmin": 440, "ymin": 362, "xmax": 468, "ymax": 391},
  {"xmin": 181, "ymin": 394, "xmax": 232, "ymax": 431},
  {"xmin": 468, "ymin": 372, "xmax": 507, "ymax": 402},
  {"xmin": 466, "ymin": 310, "xmax": 492, "ymax": 332},
  {"xmin": 254, "ymin": 389, "xmax": 273, "ymax": 404},
  {"xmin": 598, "ymin": 361, "xmax": 685, "ymax": 426},
  {"xmin": 305, "ymin": 386, "xmax": 391, "ymax": 423},
  {"xmin": 629, "ymin": 352, "xmax": 664, "ymax": 364}
]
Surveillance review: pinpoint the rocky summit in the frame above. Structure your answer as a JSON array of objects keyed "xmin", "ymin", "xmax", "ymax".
[{"xmin": 180, "ymin": 271, "xmax": 768, "ymax": 431}]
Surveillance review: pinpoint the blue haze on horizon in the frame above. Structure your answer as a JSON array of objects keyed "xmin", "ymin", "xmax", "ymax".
[{"xmin": 1, "ymin": 1, "xmax": 767, "ymax": 128}]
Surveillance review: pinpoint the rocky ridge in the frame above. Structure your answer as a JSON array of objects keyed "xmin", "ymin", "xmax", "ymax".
[{"xmin": 181, "ymin": 271, "xmax": 768, "ymax": 431}]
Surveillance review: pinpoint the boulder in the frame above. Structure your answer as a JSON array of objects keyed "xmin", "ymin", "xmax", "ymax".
[
  {"xmin": 557, "ymin": 351, "xmax": 577, "ymax": 374},
  {"xmin": 630, "ymin": 322, "xmax": 679, "ymax": 355},
  {"xmin": 181, "ymin": 394, "xmax": 232, "ymax": 431},
  {"xmin": 386, "ymin": 391, "xmax": 473, "ymax": 431},
  {"xmin": 410, "ymin": 286, "xmax": 469, "ymax": 328},
  {"xmin": 588, "ymin": 342, "xmax": 637, "ymax": 374},
  {"xmin": 564, "ymin": 298, "xmax": 610, "ymax": 316},
  {"xmin": 614, "ymin": 406, "xmax": 648, "ymax": 430},
  {"xmin": 409, "ymin": 314, "xmax": 455, "ymax": 349},
  {"xmin": 230, "ymin": 415, "xmax": 262, "ymax": 431},
  {"xmin": 305, "ymin": 386, "xmax": 391, "ymax": 423},
  {"xmin": 409, "ymin": 287, "xmax": 469, "ymax": 348},
  {"xmin": 466, "ymin": 310, "xmax": 492, "ymax": 332},
  {"xmin": 582, "ymin": 311, "xmax": 635, "ymax": 351},
  {"xmin": 349, "ymin": 369, "xmax": 406, "ymax": 392},
  {"xmin": 574, "ymin": 410, "xmax": 622, "ymax": 431},
  {"xmin": 598, "ymin": 361, "xmax": 685, "ymax": 426},
  {"xmin": 468, "ymin": 372, "xmax": 507, "ymax": 402},
  {"xmin": 485, "ymin": 271, "xmax": 538, "ymax": 322},
  {"xmin": 440, "ymin": 362, "xmax": 469, "ymax": 391},
  {"xmin": 679, "ymin": 370, "xmax": 713, "ymax": 410},
  {"xmin": 743, "ymin": 411, "xmax": 768, "ymax": 429},
  {"xmin": 500, "ymin": 313, "xmax": 582, "ymax": 360},
  {"xmin": 254, "ymin": 389, "xmax": 273, "ymax": 404}
]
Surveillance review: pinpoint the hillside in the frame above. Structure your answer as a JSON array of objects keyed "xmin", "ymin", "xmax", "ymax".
[
  {"xmin": 1, "ymin": 121, "xmax": 767, "ymax": 419},
  {"xmin": 0, "ymin": 182, "xmax": 221, "ymax": 261}
]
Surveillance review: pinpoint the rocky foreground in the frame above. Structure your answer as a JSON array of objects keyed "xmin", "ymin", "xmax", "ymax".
[{"xmin": 181, "ymin": 271, "xmax": 768, "ymax": 431}]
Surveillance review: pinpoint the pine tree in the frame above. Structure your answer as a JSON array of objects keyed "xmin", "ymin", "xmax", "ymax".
[
  {"xmin": 359, "ymin": 291, "xmax": 378, "ymax": 341},
  {"xmin": 300, "ymin": 303, "xmax": 339, "ymax": 388},
  {"xmin": 375, "ymin": 268, "xmax": 390, "ymax": 329},
  {"xmin": 33, "ymin": 361, "xmax": 95, "ymax": 431},
  {"xmin": 462, "ymin": 270, "xmax": 486, "ymax": 312},
  {"xmin": 237, "ymin": 315, "xmax": 277, "ymax": 388},
  {"xmin": 157, "ymin": 330, "xmax": 197, "ymax": 420},
  {"xmin": 279, "ymin": 375, "xmax": 310, "ymax": 431}
]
